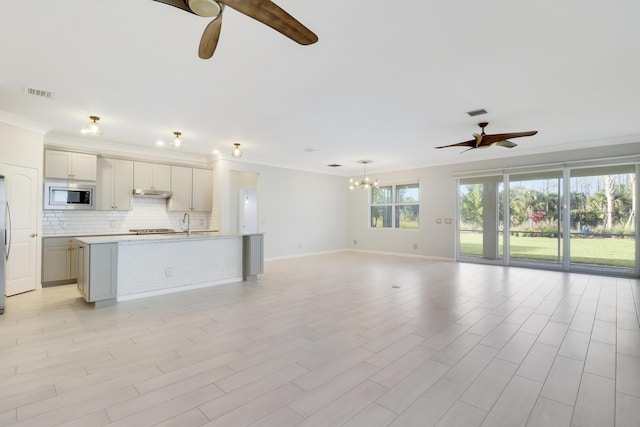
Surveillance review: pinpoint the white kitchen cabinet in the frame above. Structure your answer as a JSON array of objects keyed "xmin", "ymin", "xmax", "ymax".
[
  {"xmin": 192, "ymin": 168, "xmax": 213, "ymax": 212},
  {"xmin": 96, "ymin": 158, "xmax": 133, "ymax": 210},
  {"xmin": 168, "ymin": 166, "xmax": 212, "ymax": 212},
  {"xmin": 42, "ymin": 237, "xmax": 78, "ymax": 285},
  {"xmin": 45, "ymin": 150, "xmax": 97, "ymax": 180},
  {"xmin": 168, "ymin": 165, "xmax": 192, "ymax": 212},
  {"xmin": 77, "ymin": 242, "xmax": 117, "ymax": 305},
  {"xmin": 133, "ymin": 162, "xmax": 171, "ymax": 190}
]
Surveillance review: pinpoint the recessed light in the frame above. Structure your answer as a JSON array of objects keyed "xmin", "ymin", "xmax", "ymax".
[
  {"xmin": 156, "ymin": 140, "xmax": 165, "ymax": 146},
  {"xmin": 212, "ymin": 149, "xmax": 220, "ymax": 154}
]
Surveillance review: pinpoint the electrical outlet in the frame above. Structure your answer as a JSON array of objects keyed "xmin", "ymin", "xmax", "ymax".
[
  {"xmin": 353, "ymin": 239, "xmax": 357, "ymax": 245},
  {"xmin": 445, "ymin": 218, "xmax": 453, "ymax": 224},
  {"xmin": 59, "ymin": 221, "xmax": 66, "ymax": 228},
  {"xmin": 436, "ymin": 218, "xmax": 442, "ymax": 224},
  {"xmin": 165, "ymin": 268, "xmax": 173, "ymax": 277},
  {"xmin": 413, "ymin": 243, "xmax": 418, "ymax": 250}
]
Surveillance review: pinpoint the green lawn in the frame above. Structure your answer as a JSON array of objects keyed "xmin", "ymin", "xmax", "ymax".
[{"xmin": 459, "ymin": 232, "xmax": 635, "ymax": 268}]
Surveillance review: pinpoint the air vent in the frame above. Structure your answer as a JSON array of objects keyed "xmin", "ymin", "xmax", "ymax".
[
  {"xmin": 466, "ymin": 108, "xmax": 487, "ymax": 117},
  {"xmin": 327, "ymin": 164, "xmax": 342, "ymax": 168},
  {"xmin": 24, "ymin": 87, "xmax": 54, "ymax": 99}
]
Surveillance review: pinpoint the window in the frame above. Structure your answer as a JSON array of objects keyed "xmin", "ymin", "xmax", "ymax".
[{"xmin": 370, "ymin": 183, "xmax": 419, "ymax": 229}]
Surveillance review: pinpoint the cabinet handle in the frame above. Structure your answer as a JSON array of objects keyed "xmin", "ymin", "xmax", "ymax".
[{"xmin": 29, "ymin": 233, "xmax": 37, "ymax": 238}]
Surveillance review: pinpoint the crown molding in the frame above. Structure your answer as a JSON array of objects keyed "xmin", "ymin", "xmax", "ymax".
[{"xmin": 0, "ymin": 110, "xmax": 50, "ymax": 135}]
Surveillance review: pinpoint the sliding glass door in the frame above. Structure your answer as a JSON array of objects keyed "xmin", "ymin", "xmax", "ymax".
[
  {"xmin": 569, "ymin": 165, "xmax": 636, "ymax": 271},
  {"xmin": 457, "ymin": 162, "xmax": 639, "ymax": 275},
  {"xmin": 459, "ymin": 177, "xmax": 503, "ymax": 262},
  {"xmin": 508, "ymin": 172, "xmax": 562, "ymax": 266}
]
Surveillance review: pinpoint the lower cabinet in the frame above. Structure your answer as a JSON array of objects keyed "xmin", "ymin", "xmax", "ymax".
[
  {"xmin": 77, "ymin": 242, "xmax": 118, "ymax": 305},
  {"xmin": 42, "ymin": 237, "xmax": 78, "ymax": 285}
]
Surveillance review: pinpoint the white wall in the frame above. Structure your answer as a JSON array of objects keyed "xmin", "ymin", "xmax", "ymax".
[
  {"xmin": 213, "ymin": 159, "xmax": 348, "ymax": 260},
  {"xmin": 348, "ymin": 141, "xmax": 640, "ymax": 260}
]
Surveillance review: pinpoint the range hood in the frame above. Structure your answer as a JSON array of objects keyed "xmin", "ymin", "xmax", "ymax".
[{"xmin": 132, "ymin": 189, "xmax": 173, "ymax": 198}]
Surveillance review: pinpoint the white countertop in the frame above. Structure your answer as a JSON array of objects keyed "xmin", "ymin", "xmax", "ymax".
[
  {"xmin": 76, "ymin": 231, "xmax": 230, "ymax": 245},
  {"xmin": 75, "ymin": 232, "xmax": 263, "ymax": 245}
]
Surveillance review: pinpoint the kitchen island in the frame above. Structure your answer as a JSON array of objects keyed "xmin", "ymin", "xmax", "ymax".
[{"xmin": 75, "ymin": 232, "xmax": 263, "ymax": 306}]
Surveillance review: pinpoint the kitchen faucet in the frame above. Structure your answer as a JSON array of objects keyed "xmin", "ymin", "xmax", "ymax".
[{"xmin": 182, "ymin": 212, "xmax": 191, "ymax": 236}]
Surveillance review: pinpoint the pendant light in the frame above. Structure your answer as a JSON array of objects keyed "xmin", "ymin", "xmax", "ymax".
[
  {"xmin": 231, "ymin": 143, "xmax": 242, "ymax": 158},
  {"xmin": 173, "ymin": 131, "xmax": 183, "ymax": 149},
  {"xmin": 81, "ymin": 116, "xmax": 103, "ymax": 137}
]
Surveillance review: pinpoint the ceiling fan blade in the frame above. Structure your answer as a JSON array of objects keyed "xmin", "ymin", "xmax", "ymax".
[
  {"xmin": 199, "ymin": 11, "xmax": 224, "ymax": 58},
  {"xmin": 495, "ymin": 140, "xmax": 518, "ymax": 148},
  {"xmin": 480, "ymin": 131, "xmax": 537, "ymax": 146},
  {"xmin": 151, "ymin": 0, "xmax": 192, "ymax": 14},
  {"xmin": 435, "ymin": 139, "xmax": 476, "ymax": 149},
  {"xmin": 218, "ymin": 0, "xmax": 318, "ymax": 45}
]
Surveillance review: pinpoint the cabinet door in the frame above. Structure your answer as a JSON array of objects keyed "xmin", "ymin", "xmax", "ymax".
[
  {"xmin": 168, "ymin": 166, "xmax": 192, "ymax": 212},
  {"xmin": 96, "ymin": 157, "xmax": 115, "ymax": 210},
  {"xmin": 45, "ymin": 150, "xmax": 71, "ymax": 179},
  {"xmin": 70, "ymin": 153, "xmax": 97, "ymax": 180},
  {"xmin": 113, "ymin": 159, "xmax": 133, "ymax": 210},
  {"xmin": 69, "ymin": 243, "xmax": 79, "ymax": 280},
  {"xmin": 88, "ymin": 244, "xmax": 117, "ymax": 302},
  {"xmin": 42, "ymin": 245, "xmax": 71, "ymax": 282},
  {"xmin": 133, "ymin": 162, "xmax": 154, "ymax": 189},
  {"xmin": 152, "ymin": 164, "xmax": 172, "ymax": 190},
  {"xmin": 192, "ymin": 168, "xmax": 212, "ymax": 212},
  {"xmin": 77, "ymin": 244, "xmax": 89, "ymax": 300}
]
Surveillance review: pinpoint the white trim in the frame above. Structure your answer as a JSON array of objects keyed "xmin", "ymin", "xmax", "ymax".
[
  {"xmin": 265, "ymin": 249, "xmax": 346, "ymax": 262},
  {"xmin": 117, "ymin": 276, "xmax": 241, "ymax": 301},
  {"xmin": 348, "ymin": 248, "xmax": 455, "ymax": 262},
  {"xmin": 0, "ymin": 110, "xmax": 50, "ymax": 134},
  {"xmin": 45, "ymin": 132, "xmax": 213, "ymax": 167}
]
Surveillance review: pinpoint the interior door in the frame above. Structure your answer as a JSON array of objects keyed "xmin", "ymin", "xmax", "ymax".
[{"xmin": 2, "ymin": 164, "xmax": 38, "ymax": 296}]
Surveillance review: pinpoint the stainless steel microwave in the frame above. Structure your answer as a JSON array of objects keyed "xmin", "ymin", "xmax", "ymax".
[{"xmin": 44, "ymin": 181, "xmax": 95, "ymax": 210}]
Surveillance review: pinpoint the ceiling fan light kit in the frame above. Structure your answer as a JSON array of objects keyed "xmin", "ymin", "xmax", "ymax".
[
  {"xmin": 435, "ymin": 122, "xmax": 538, "ymax": 153},
  {"xmin": 187, "ymin": 0, "xmax": 221, "ymax": 17}
]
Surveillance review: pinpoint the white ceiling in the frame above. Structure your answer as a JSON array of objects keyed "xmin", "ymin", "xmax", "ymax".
[{"xmin": 2, "ymin": 0, "xmax": 640, "ymax": 176}]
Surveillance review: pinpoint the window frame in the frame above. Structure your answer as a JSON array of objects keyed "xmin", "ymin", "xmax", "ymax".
[{"xmin": 369, "ymin": 181, "xmax": 420, "ymax": 230}]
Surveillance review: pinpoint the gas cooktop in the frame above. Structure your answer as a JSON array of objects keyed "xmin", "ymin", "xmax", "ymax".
[{"xmin": 129, "ymin": 228, "xmax": 177, "ymax": 235}]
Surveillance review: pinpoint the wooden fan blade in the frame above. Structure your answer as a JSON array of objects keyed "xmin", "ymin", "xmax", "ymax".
[
  {"xmin": 199, "ymin": 12, "xmax": 223, "ymax": 58},
  {"xmin": 495, "ymin": 140, "xmax": 518, "ymax": 148},
  {"xmin": 435, "ymin": 139, "xmax": 476, "ymax": 149},
  {"xmin": 219, "ymin": 0, "xmax": 318, "ymax": 45},
  {"xmin": 151, "ymin": 0, "xmax": 192, "ymax": 14},
  {"xmin": 480, "ymin": 131, "xmax": 537, "ymax": 146}
]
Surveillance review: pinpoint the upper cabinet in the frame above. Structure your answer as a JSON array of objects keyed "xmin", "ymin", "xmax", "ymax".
[
  {"xmin": 45, "ymin": 150, "xmax": 97, "ymax": 180},
  {"xmin": 133, "ymin": 162, "xmax": 171, "ymax": 190},
  {"xmin": 168, "ymin": 166, "xmax": 212, "ymax": 212},
  {"xmin": 96, "ymin": 158, "xmax": 133, "ymax": 211}
]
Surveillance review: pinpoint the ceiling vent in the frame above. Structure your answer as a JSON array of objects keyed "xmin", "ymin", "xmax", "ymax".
[
  {"xmin": 24, "ymin": 86, "xmax": 54, "ymax": 99},
  {"xmin": 466, "ymin": 108, "xmax": 487, "ymax": 117},
  {"xmin": 327, "ymin": 164, "xmax": 342, "ymax": 168}
]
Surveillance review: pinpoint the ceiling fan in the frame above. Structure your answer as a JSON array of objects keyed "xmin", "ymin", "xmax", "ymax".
[
  {"xmin": 152, "ymin": 0, "xmax": 318, "ymax": 59},
  {"xmin": 435, "ymin": 122, "xmax": 538, "ymax": 153}
]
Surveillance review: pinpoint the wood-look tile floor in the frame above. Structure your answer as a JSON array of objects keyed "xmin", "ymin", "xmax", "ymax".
[{"xmin": 1, "ymin": 252, "xmax": 640, "ymax": 426}]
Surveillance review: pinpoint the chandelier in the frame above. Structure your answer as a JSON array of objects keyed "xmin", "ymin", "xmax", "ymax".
[{"xmin": 349, "ymin": 160, "xmax": 378, "ymax": 190}]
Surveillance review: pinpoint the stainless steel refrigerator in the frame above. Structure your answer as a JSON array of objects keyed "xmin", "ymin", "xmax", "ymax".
[{"xmin": 1, "ymin": 175, "xmax": 11, "ymax": 314}]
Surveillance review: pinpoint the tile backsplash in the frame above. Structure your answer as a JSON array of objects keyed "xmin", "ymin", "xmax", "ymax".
[{"xmin": 42, "ymin": 198, "xmax": 214, "ymax": 235}]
